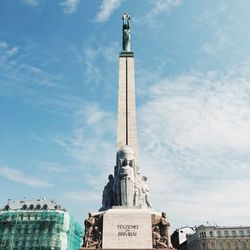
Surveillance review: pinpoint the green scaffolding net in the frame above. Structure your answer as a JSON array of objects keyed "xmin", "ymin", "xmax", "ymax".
[{"xmin": 0, "ymin": 210, "xmax": 83, "ymax": 250}]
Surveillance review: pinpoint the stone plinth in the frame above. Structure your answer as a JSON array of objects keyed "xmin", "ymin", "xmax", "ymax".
[{"xmin": 102, "ymin": 208, "xmax": 153, "ymax": 249}]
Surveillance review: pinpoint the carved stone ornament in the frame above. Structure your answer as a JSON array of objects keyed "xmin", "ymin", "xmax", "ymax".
[
  {"xmin": 152, "ymin": 212, "xmax": 173, "ymax": 249},
  {"xmin": 83, "ymin": 213, "xmax": 103, "ymax": 249}
]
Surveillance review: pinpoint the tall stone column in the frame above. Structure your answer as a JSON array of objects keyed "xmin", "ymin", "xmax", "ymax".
[{"xmin": 117, "ymin": 52, "xmax": 138, "ymax": 164}]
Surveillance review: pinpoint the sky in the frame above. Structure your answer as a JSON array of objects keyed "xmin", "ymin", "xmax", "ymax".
[{"xmin": 0, "ymin": 0, "xmax": 250, "ymax": 229}]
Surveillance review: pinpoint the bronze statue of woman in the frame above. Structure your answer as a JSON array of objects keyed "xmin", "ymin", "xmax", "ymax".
[{"xmin": 122, "ymin": 12, "xmax": 131, "ymax": 52}]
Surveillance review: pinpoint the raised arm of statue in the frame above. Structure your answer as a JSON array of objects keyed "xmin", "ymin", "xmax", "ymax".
[{"xmin": 122, "ymin": 12, "xmax": 130, "ymax": 26}]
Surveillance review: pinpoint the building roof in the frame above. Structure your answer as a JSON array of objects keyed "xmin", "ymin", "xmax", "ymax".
[
  {"xmin": 1, "ymin": 198, "xmax": 65, "ymax": 211},
  {"xmin": 196, "ymin": 224, "xmax": 250, "ymax": 230}
]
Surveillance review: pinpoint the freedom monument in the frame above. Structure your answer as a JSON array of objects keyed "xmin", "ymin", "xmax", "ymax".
[{"xmin": 82, "ymin": 13, "xmax": 173, "ymax": 250}]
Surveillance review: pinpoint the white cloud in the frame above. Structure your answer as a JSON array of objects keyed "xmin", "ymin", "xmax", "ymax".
[
  {"xmin": 81, "ymin": 41, "xmax": 118, "ymax": 86},
  {"xmin": 95, "ymin": 0, "xmax": 123, "ymax": 22},
  {"xmin": 195, "ymin": 4, "xmax": 229, "ymax": 27},
  {"xmin": 60, "ymin": 0, "xmax": 80, "ymax": 15},
  {"xmin": 0, "ymin": 165, "xmax": 53, "ymax": 188},
  {"xmin": 0, "ymin": 41, "xmax": 19, "ymax": 66},
  {"xmin": 0, "ymin": 41, "xmax": 8, "ymax": 49},
  {"xmin": 0, "ymin": 40, "xmax": 82, "ymax": 115},
  {"xmin": 21, "ymin": 0, "xmax": 42, "ymax": 6},
  {"xmin": 37, "ymin": 161, "xmax": 69, "ymax": 173},
  {"xmin": 141, "ymin": 70, "xmax": 250, "ymax": 153},
  {"xmin": 52, "ymin": 102, "xmax": 116, "ymax": 189},
  {"xmin": 145, "ymin": 0, "xmax": 181, "ymax": 24},
  {"xmin": 137, "ymin": 63, "xmax": 250, "ymax": 227},
  {"xmin": 201, "ymin": 30, "xmax": 229, "ymax": 56},
  {"xmin": 151, "ymin": 0, "xmax": 181, "ymax": 15},
  {"xmin": 134, "ymin": 0, "xmax": 181, "ymax": 26}
]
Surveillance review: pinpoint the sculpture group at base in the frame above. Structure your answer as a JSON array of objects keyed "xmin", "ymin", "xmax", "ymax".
[
  {"xmin": 83, "ymin": 213, "xmax": 103, "ymax": 249},
  {"xmin": 152, "ymin": 212, "xmax": 173, "ymax": 249},
  {"xmin": 100, "ymin": 146, "xmax": 151, "ymax": 211},
  {"xmin": 82, "ymin": 211, "xmax": 173, "ymax": 249}
]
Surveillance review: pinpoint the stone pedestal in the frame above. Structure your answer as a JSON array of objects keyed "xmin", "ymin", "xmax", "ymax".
[{"xmin": 102, "ymin": 208, "xmax": 154, "ymax": 249}]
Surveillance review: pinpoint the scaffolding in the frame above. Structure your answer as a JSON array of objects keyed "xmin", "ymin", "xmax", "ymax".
[{"xmin": 0, "ymin": 209, "xmax": 83, "ymax": 250}]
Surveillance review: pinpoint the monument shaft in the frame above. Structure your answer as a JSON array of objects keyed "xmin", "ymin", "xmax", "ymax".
[{"xmin": 117, "ymin": 53, "xmax": 138, "ymax": 159}]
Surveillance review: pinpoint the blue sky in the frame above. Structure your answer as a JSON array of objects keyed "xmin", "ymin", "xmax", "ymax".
[{"xmin": 1, "ymin": 0, "xmax": 250, "ymax": 229}]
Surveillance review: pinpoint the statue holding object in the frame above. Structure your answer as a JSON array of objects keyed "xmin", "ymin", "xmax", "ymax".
[{"xmin": 122, "ymin": 12, "xmax": 131, "ymax": 52}]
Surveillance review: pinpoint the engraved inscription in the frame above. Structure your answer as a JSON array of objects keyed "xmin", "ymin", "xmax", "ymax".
[{"xmin": 117, "ymin": 224, "xmax": 138, "ymax": 237}]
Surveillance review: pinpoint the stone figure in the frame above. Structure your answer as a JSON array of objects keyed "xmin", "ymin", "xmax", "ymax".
[
  {"xmin": 83, "ymin": 213, "xmax": 102, "ymax": 249},
  {"xmin": 84, "ymin": 213, "xmax": 96, "ymax": 248},
  {"xmin": 111, "ymin": 146, "xmax": 152, "ymax": 208},
  {"xmin": 120, "ymin": 158, "xmax": 135, "ymax": 206},
  {"xmin": 100, "ymin": 174, "xmax": 114, "ymax": 211},
  {"xmin": 122, "ymin": 12, "xmax": 131, "ymax": 52},
  {"xmin": 133, "ymin": 171, "xmax": 141, "ymax": 206},
  {"xmin": 159, "ymin": 212, "xmax": 173, "ymax": 248},
  {"xmin": 113, "ymin": 146, "xmax": 136, "ymax": 206},
  {"xmin": 139, "ymin": 176, "xmax": 152, "ymax": 208},
  {"xmin": 153, "ymin": 212, "xmax": 173, "ymax": 248},
  {"xmin": 113, "ymin": 164, "xmax": 121, "ymax": 206},
  {"xmin": 152, "ymin": 226, "xmax": 168, "ymax": 249},
  {"xmin": 92, "ymin": 226, "xmax": 102, "ymax": 249}
]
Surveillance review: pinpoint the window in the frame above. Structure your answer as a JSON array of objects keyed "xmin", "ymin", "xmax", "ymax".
[
  {"xmin": 202, "ymin": 232, "xmax": 207, "ymax": 238},
  {"xmin": 4, "ymin": 205, "xmax": 10, "ymax": 210},
  {"xmin": 226, "ymin": 241, "xmax": 231, "ymax": 250},
  {"xmin": 210, "ymin": 241, "xmax": 216, "ymax": 250},
  {"xmin": 202, "ymin": 242, "xmax": 206, "ymax": 250},
  {"xmin": 225, "ymin": 231, "xmax": 229, "ymax": 237},
  {"xmin": 247, "ymin": 230, "xmax": 250, "ymax": 236},
  {"xmin": 242, "ymin": 240, "xmax": 247, "ymax": 250},
  {"xmin": 217, "ymin": 231, "xmax": 221, "ymax": 237},
  {"xmin": 234, "ymin": 241, "xmax": 239, "ymax": 250},
  {"xmin": 43, "ymin": 204, "xmax": 48, "ymax": 209},
  {"xmin": 218, "ymin": 240, "xmax": 224, "ymax": 250},
  {"xmin": 29, "ymin": 204, "xmax": 34, "ymax": 209},
  {"xmin": 232, "ymin": 231, "xmax": 237, "ymax": 237},
  {"xmin": 22, "ymin": 204, "xmax": 27, "ymax": 210},
  {"xmin": 239, "ymin": 230, "xmax": 244, "ymax": 236},
  {"xmin": 210, "ymin": 231, "xmax": 213, "ymax": 237}
]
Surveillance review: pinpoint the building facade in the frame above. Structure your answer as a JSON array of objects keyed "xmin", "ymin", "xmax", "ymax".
[
  {"xmin": 187, "ymin": 225, "xmax": 250, "ymax": 250},
  {"xmin": 172, "ymin": 226, "xmax": 196, "ymax": 250},
  {"xmin": 0, "ymin": 199, "xmax": 83, "ymax": 250}
]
